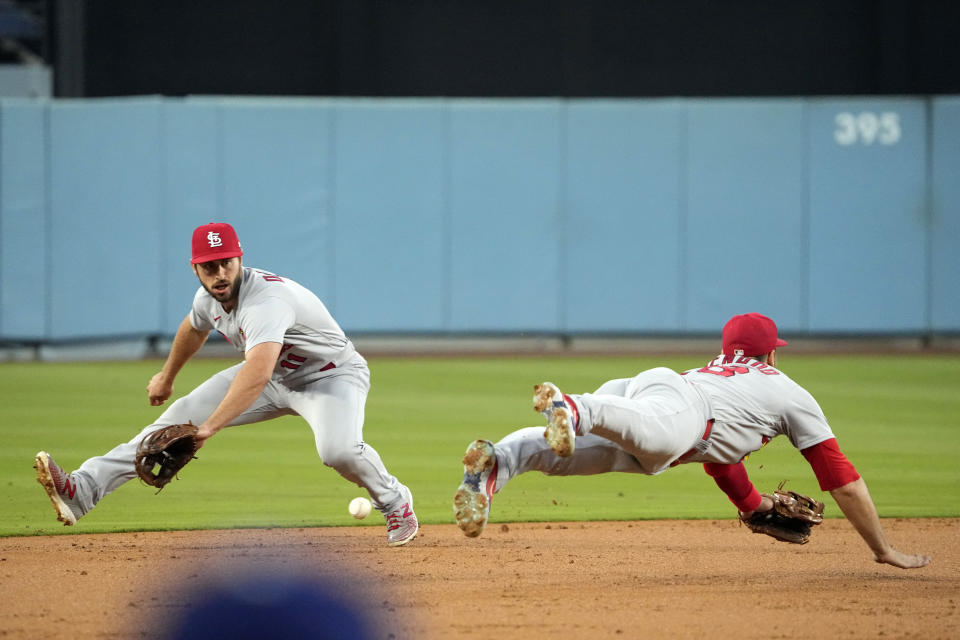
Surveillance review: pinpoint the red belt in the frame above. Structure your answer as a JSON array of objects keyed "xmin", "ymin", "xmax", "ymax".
[{"xmin": 670, "ymin": 419, "xmax": 714, "ymax": 467}]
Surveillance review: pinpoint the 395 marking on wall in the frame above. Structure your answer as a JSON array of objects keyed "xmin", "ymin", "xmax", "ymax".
[{"xmin": 834, "ymin": 111, "xmax": 901, "ymax": 146}]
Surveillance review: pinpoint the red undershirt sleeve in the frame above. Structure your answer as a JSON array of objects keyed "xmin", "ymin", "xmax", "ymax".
[
  {"xmin": 703, "ymin": 461, "xmax": 763, "ymax": 513},
  {"xmin": 800, "ymin": 437, "xmax": 860, "ymax": 491}
]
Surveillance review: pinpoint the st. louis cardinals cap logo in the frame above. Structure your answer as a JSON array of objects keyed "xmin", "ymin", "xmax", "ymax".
[{"xmin": 191, "ymin": 222, "xmax": 244, "ymax": 264}]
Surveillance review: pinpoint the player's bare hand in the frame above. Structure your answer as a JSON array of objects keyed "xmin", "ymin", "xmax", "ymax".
[
  {"xmin": 194, "ymin": 423, "xmax": 219, "ymax": 449},
  {"xmin": 147, "ymin": 373, "xmax": 174, "ymax": 406},
  {"xmin": 738, "ymin": 494, "xmax": 775, "ymax": 519},
  {"xmin": 874, "ymin": 548, "xmax": 931, "ymax": 569}
]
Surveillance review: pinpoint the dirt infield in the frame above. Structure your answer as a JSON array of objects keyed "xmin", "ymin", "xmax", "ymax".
[{"xmin": 1, "ymin": 519, "xmax": 956, "ymax": 639}]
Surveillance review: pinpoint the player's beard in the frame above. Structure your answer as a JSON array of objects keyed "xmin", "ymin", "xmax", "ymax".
[{"xmin": 205, "ymin": 271, "xmax": 243, "ymax": 305}]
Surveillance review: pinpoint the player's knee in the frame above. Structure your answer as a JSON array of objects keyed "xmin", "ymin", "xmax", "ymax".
[{"xmin": 319, "ymin": 443, "xmax": 365, "ymax": 471}]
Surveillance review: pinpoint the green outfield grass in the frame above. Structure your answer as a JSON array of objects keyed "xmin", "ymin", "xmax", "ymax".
[{"xmin": 1, "ymin": 353, "xmax": 958, "ymax": 537}]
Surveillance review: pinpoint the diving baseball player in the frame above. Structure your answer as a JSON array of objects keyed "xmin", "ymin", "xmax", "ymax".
[
  {"xmin": 454, "ymin": 313, "xmax": 929, "ymax": 569},
  {"xmin": 36, "ymin": 222, "xmax": 419, "ymax": 546}
]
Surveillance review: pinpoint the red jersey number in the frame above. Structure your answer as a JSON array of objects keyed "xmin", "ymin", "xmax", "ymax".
[
  {"xmin": 277, "ymin": 344, "xmax": 305, "ymax": 370},
  {"xmin": 697, "ymin": 365, "xmax": 751, "ymax": 377}
]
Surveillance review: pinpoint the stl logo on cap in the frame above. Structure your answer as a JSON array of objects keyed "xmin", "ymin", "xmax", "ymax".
[{"xmin": 191, "ymin": 223, "xmax": 244, "ymax": 264}]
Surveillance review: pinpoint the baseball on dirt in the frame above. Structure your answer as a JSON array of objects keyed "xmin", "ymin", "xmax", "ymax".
[{"xmin": 348, "ymin": 496, "xmax": 372, "ymax": 519}]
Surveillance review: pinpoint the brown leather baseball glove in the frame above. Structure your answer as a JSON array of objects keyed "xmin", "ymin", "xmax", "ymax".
[
  {"xmin": 740, "ymin": 481, "xmax": 825, "ymax": 544},
  {"xmin": 134, "ymin": 423, "xmax": 200, "ymax": 491}
]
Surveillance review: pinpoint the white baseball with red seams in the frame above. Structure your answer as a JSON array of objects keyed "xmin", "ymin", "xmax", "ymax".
[{"xmin": 349, "ymin": 497, "xmax": 372, "ymax": 519}]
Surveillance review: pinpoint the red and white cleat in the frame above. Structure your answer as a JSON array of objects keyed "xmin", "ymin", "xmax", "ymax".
[
  {"xmin": 34, "ymin": 451, "xmax": 85, "ymax": 526},
  {"xmin": 385, "ymin": 485, "xmax": 419, "ymax": 547}
]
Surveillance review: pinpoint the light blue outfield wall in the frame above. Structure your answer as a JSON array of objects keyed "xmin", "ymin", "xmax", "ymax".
[
  {"xmin": 0, "ymin": 96, "xmax": 957, "ymax": 341},
  {"xmin": 47, "ymin": 99, "xmax": 164, "ymax": 340},
  {"xmin": 807, "ymin": 98, "xmax": 929, "ymax": 332},
  {"xmin": 563, "ymin": 100, "xmax": 684, "ymax": 332},
  {"xmin": 160, "ymin": 100, "xmax": 220, "ymax": 332},
  {"xmin": 683, "ymin": 100, "xmax": 806, "ymax": 334},
  {"xmin": 931, "ymin": 97, "xmax": 960, "ymax": 330},
  {"xmin": 447, "ymin": 101, "xmax": 563, "ymax": 331},
  {"xmin": 334, "ymin": 100, "xmax": 447, "ymax": 332},
  {"xmin": 0, "ymin": 100, "xmax": 47, "ymax": 339}
]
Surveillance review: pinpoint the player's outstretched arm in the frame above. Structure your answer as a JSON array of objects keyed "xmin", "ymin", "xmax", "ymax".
[
  {"xmin": 148, "ymin": 315, "xmax": 209, "ymax": 406},
  {"xmin": 829, "ymin": 477, "xmax": 931, "ymax": 569},
  {"xmin": 194, "ymin": 340, "xmax": 281, "ymax": 447}
]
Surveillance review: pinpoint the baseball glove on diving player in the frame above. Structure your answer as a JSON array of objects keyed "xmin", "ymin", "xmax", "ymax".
[
  {"xmin": 740, "ymin": 481, "xmax": 825, "ymax": 544},
  {"xmin": 134, "ymin": 423, "xmax": 200, "ymax": 491}
]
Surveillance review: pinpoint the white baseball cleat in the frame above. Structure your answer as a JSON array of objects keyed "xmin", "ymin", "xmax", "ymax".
[
  {"xmin": 34, "ymin": 451, "xmax": 85, "ymax": 526},
  {"xmin": 533, "ymin": 382, "xmax": 578, "ymax": 457},
  {"xmin": 453, "ymin": 439, "xmax": 498, "ymax": 538},
  {"xmin": 385, "ymin": 485, "xmax": 419, "ymax": 547}
]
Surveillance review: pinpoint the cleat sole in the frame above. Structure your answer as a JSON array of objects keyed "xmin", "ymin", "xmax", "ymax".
[
  {"xmin": 462, "ymin": 440, "xmax": 495, "ymax": 475},
  {"xmin": 532, "ymin": 383, "xmax": 553, "ymax": 413},
  {"xmin": 534, "ymin": 383, "xmax": 576, "ymax": 457},
  {"xmin": 545, "ymin": 411, "xmax": 574, "ymax": 457},
  {"xmin": 454, "ymin": 486, "xmax": 489, "ymax": 538}
]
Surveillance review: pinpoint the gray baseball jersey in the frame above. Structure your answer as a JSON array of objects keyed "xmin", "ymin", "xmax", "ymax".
[
  {"xmin": 682, "ymin": 354, "xmax": 836, "ymax": 464},
  {"xmin": 189, "ymin": 267, "xmax": 357, "ymax": 387}
]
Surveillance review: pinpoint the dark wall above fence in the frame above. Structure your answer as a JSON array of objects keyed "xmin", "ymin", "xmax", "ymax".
[{"xmin": 62, "ymin": 0, "xmax": 960, "ymax": 98}]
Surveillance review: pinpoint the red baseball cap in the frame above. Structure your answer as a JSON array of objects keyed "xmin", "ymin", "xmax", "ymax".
[
  {"xmin": 191, "ymin": 223, "xmax": 243, "ymax": 264},
  {"xmin": 722, "ymin": 313, "xmax": 788, "ymax": 356}
]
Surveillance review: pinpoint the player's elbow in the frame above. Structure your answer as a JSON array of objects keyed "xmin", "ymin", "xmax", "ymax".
[
  {"xmin": 801, "ymin": 438, "xmax": 861, "ymax": 491},
  {"xmin": 244, "ymin": 343, "xmax": 282, "ymax": 378},
  {"xmin": 240, "ymin": 354, "xmax": 278, "ymax": 389}
]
